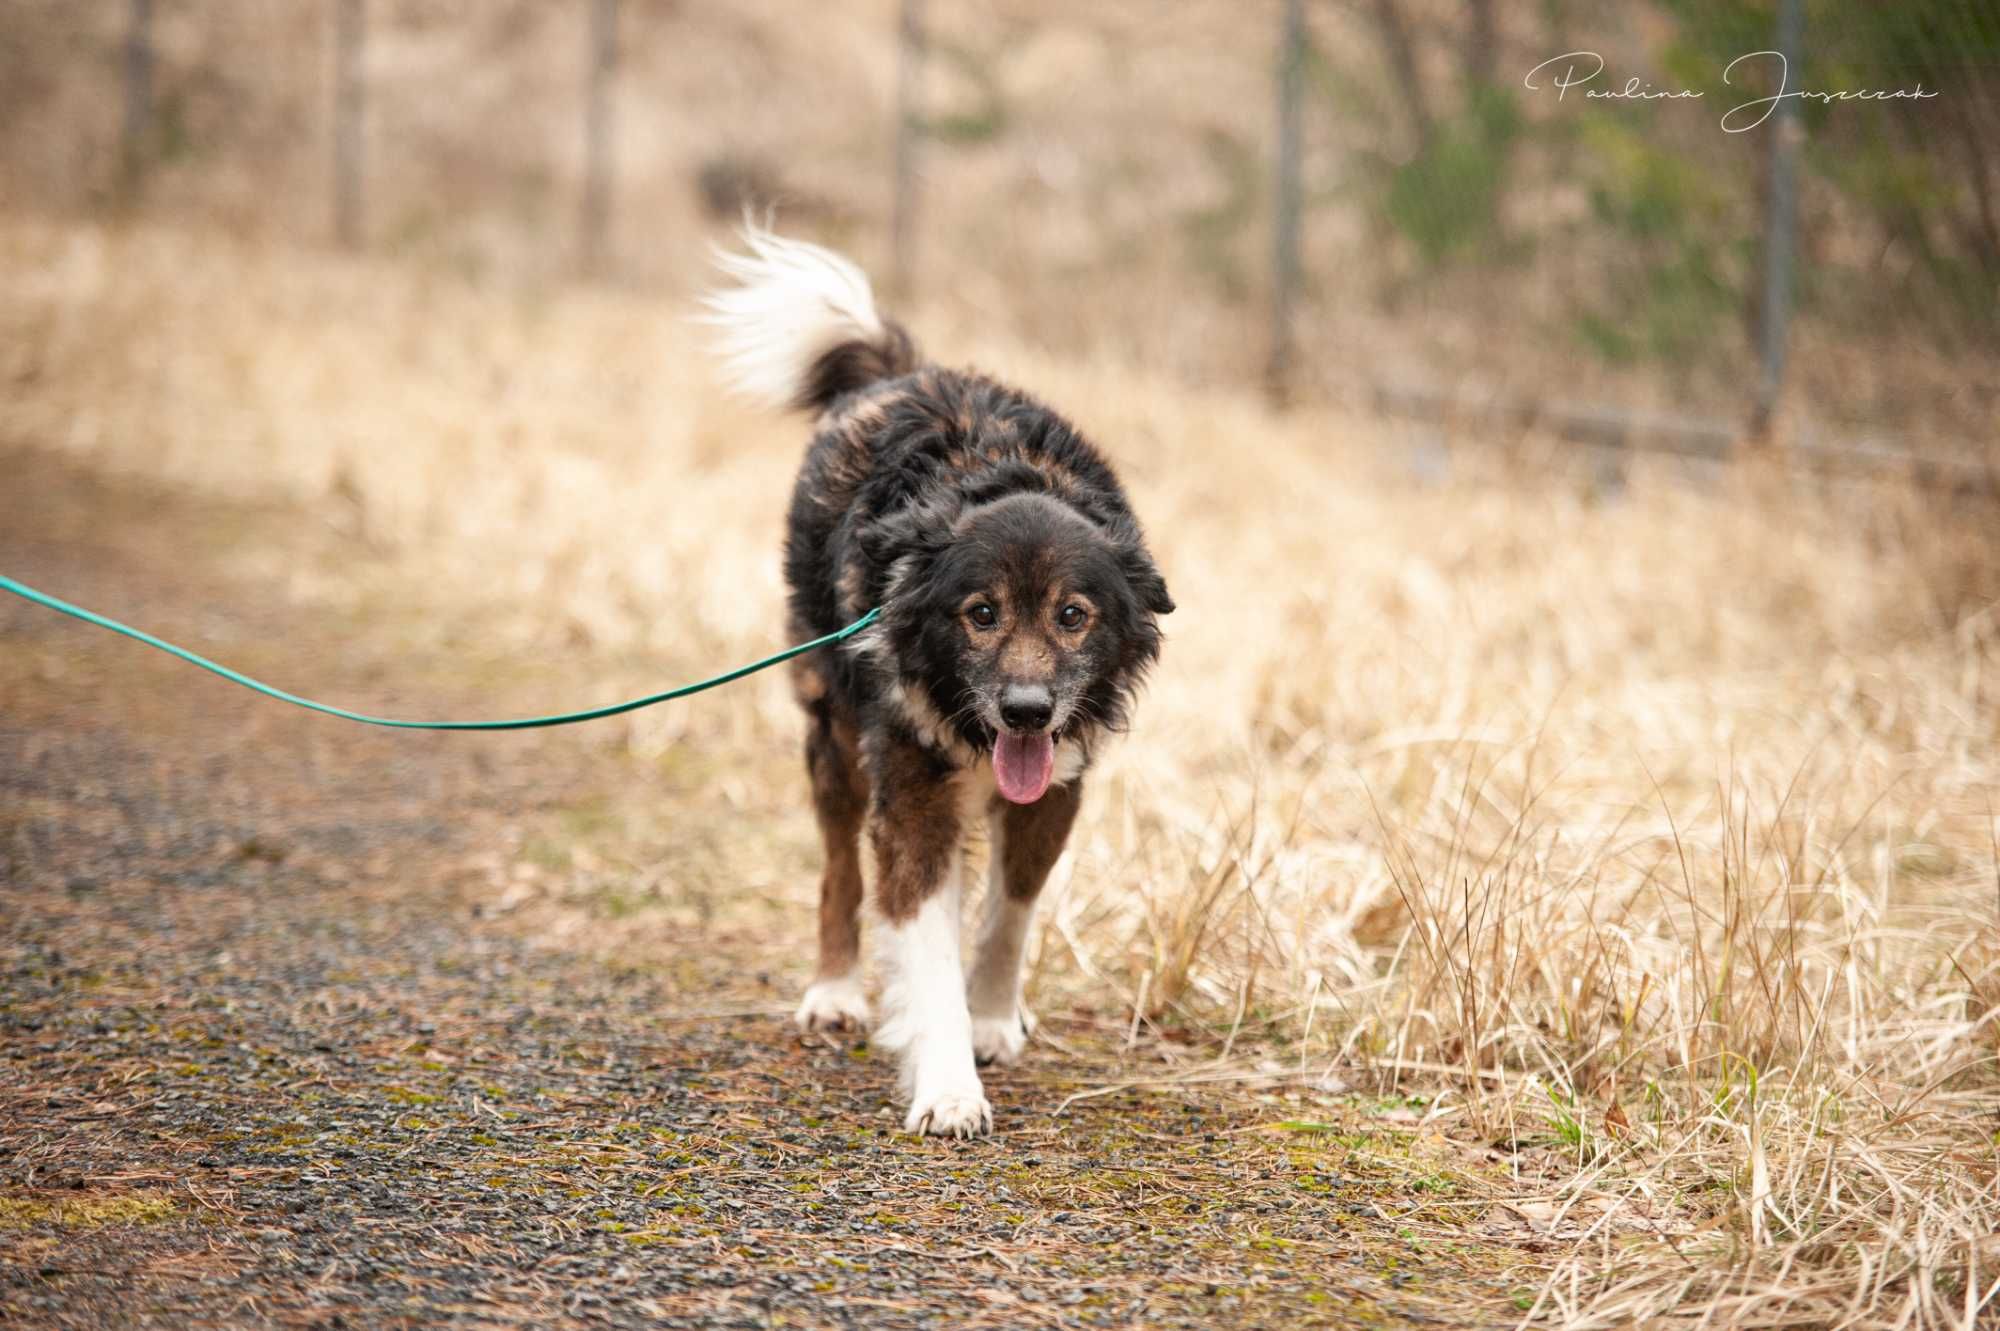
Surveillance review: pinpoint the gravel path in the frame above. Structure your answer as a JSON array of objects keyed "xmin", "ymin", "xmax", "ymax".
[{"xmin": 2, "ymin": 449, "xmax": 1525, "ymax": 1328}]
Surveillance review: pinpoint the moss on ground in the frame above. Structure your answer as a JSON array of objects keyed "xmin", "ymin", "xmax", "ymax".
[{"xmin": 0, "ymin": 1192, "xmax": 179, "ymax": 1231}]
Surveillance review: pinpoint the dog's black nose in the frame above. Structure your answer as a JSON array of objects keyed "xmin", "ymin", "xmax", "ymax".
[{"xmin": 999, "ymin": 684, "xmax": 1054, "ymax": 733}]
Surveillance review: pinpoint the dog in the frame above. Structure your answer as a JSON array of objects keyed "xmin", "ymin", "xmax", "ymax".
[{"xmin": 704, "ymin": 229, "xmax": 1173, "ymax": 1136}]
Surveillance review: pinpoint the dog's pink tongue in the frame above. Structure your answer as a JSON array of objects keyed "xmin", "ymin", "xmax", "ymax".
[{"xmin": 993, "ymin": 732, "xmax": 1056, "ymax": 804}]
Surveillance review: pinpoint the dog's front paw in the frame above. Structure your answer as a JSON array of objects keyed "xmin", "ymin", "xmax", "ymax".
[
  {"xmin": 904, "ymin": 1089, "xmax": 993, "ymax": 1138},
  {"xmin": 794, "ymin": 974, "xmax": 871, "ymax": 1034},
  {"xmin": 970, "ymin": 1007, "xmax": 1034, "ymax": 1066}
]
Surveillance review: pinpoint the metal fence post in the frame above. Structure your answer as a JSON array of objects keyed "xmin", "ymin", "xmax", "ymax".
[
  {"xmin": 120, "ymin": 0, "xmax": 153, "ymax": 197},
  {"xmin": 1754, "ymin": 0, "xmax": 1804, "ymax": 437},
  {"xmin": 333, "ymin": 0, "xmax": 366, "ymax": 247},
  {"xmin": 891, "ymin": 0, "xmax": 925, "ymax": 300},
  {"xmin": 581, "ymin": 0, "xmax": 618, "ymax": 277},
  {"xmin": 1268, "ymin": 0, "xmax": 1305, "ymax": 403}
]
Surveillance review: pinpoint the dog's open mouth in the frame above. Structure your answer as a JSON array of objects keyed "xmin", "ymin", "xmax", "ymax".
[{"xmin": 992, "ymin": 731, "xmax": 1056, "ymax": 804}]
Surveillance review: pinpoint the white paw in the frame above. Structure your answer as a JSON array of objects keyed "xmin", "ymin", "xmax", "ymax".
[
  {"xmin": 904, "ymin": 1089, "xmax": 993, "ymax": 1138},
  {"xmin": 794, "ymin": 974, "xmax": 871, "ymax": 1033},
  {"xmin": 970, "ymin": 1007, "xmax": 1034, "ymax": 1066}
]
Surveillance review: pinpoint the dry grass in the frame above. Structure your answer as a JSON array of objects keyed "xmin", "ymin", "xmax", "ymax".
[
  {"xmin": 4, "ymin": 214, "xmax": 1997, "ymax": 1328},
  {"xmin": 5, "ymin": 1, "xmax": 1995, "ymax": 443}
]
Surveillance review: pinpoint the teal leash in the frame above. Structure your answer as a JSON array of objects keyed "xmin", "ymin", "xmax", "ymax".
[{"xmin": 0, "ymin": 573, "xmax": 878, "ymax": 732}]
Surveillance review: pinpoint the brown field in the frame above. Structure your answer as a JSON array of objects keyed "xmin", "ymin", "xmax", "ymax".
[
  {"xmin": 3, "ymin": 209, "xmax": 1997, "ymax": 1326},
  {"xmin": 3, "ymin": 4, "xmax": 1998, "ymax": 1324},
  {"xmin": 6, "ymin": 0, "xmax": 1994, "ymax": 442}
]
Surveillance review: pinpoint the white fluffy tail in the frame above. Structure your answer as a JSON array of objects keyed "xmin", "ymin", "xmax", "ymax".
[{"xmin": 701, "ymin": 226, "xmax": 913, "ymax": 413}]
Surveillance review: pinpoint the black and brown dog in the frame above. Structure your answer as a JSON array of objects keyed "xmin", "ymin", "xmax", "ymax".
[{"xmin": 706, "ymin": 230, "xmax": 1173, "ymax": 1136}]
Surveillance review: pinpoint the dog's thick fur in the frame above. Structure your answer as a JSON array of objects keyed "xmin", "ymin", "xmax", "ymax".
[{"xmin": 705, "ymin": 229, "xmax": 1172, "ymax": 1136}]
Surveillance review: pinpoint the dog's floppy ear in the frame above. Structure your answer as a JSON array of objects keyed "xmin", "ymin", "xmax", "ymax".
[
  {"xmin": 860, "ymin": 497, "xmax": 964, "ymax": 631},
  {"xmin": 859, "ymin": 495, "xmax": 957, "ymax": 570},
  {"xmin": 1123, "ymin": 544, "xmax": 1175, "ymax": 616}
]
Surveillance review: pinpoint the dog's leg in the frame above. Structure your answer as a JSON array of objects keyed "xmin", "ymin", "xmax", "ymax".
[
  {"xmin": 794, "ymin": 699, "xmax": 872, "ymax": 1033},
  {"xmin": 868, "ymin": 739, "xmax": 987, "ymax": 1136},
  {"xmin": 967, "ymin": 780, "xmax": 1081, "ymax": 1066}
]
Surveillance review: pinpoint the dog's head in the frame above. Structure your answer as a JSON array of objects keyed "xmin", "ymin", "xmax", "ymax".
[{"xmin": 874, "ymin": 491, "xmax": 1173, "ymax": 802}]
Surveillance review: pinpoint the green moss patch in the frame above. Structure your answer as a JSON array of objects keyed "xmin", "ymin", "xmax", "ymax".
[{"xmin": 0, "ymin": 1191, "xmax": 179, "ymax": 1231}]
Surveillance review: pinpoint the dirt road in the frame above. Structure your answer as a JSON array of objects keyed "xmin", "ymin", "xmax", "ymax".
[{"xmin": 2, "ymin": 447, "xmax": 1535, "ymax": 1328}]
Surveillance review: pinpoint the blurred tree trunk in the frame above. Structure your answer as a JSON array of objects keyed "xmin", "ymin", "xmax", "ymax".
[
  {"xmin": 1949, "ymin": 108, "xmax": 2000, "ymax": 284},
  {"xmin": 119, "ymin": 0, "xmax": 152, "ymax": 198},
  {"xmin": 891, "ymin": 0, "xmax": 925, "ymax": 300},
  {"xmin": 333, "ymin": 0, "xmax": 365, "ymax": 248},
  {"xmin": 1368, "ymin": 0, "xmax": 1431, "ymax": 154},
  {"xmin": 1463, "ymin": 0, "xmax": 1494, "ymax": 87},
  {"xmin": 1753, "ymin": 0, "xmax": 1804, "ymax": 440},
  {"xmin": 580, "ymin": 0, "xmax": 618, "ymax": 278},
  {"xmin": 1268, "ymin": 0, "xmax": 1305, "ymax": 403}
]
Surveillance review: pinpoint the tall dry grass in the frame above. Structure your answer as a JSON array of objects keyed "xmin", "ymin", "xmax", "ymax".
[{"xmin": 3, "ymin": 216, "xmax": 1996, "ymax": 1327}]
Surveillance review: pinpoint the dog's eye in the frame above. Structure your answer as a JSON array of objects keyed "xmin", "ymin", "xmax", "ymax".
[
  {"xmin": 968, "ymin": 603, "xmax": 998, "ymax": 629},
  {"xmin": 1058, "ymin": 604, "xmax": 1087, "ymax": 630}
]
